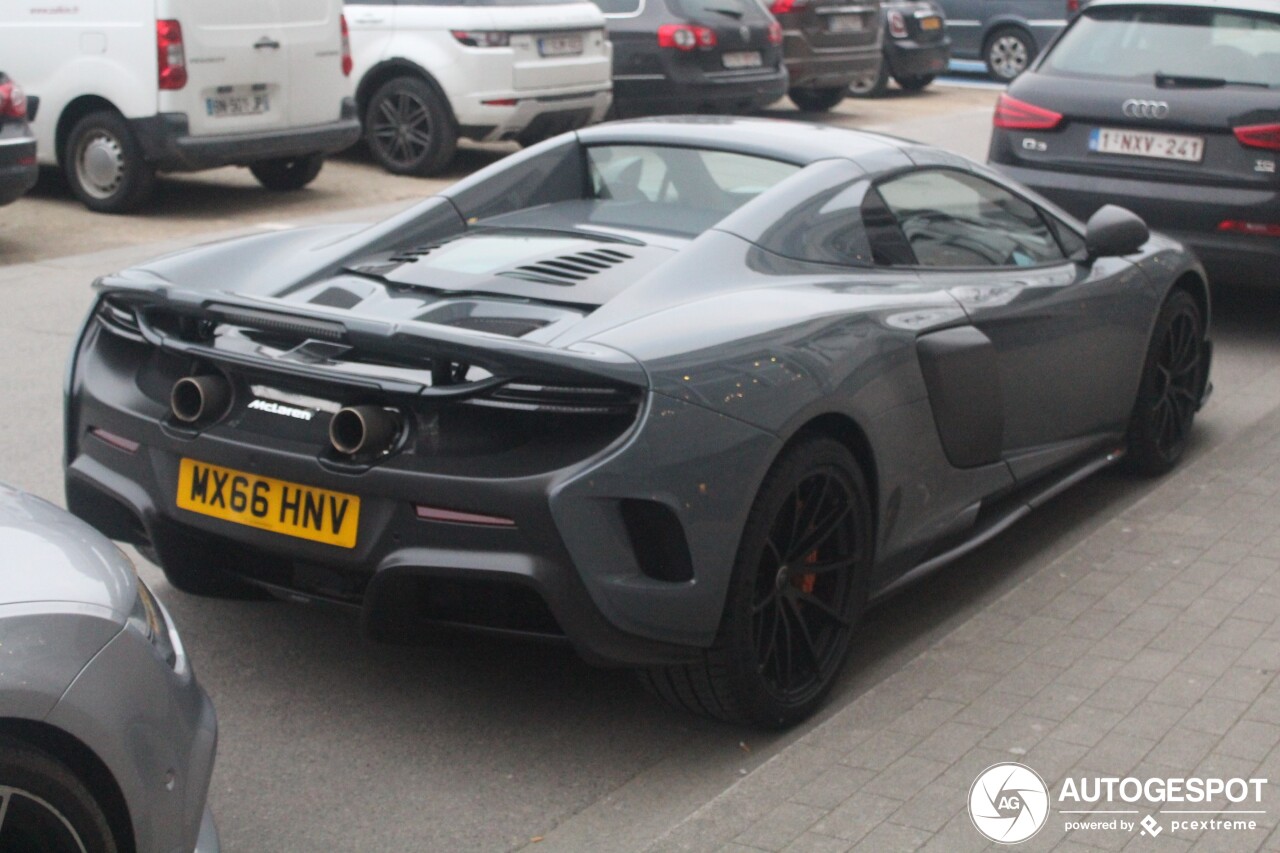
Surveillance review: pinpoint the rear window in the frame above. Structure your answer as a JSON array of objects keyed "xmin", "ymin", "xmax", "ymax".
[
  {"xmin": 670, "ymin": 0, "xmax": 758, "ymax": 20},
  {"xmin": 585, "ymin": 145, "xmax": 800, "ymax": 234},
  {"xmin": 1043, "ymin": 7, "xmax": 1280, "ymax": 88},
  {"xmin": 395, "ymin": 0, "xmax": 581, "ymax": 6}
]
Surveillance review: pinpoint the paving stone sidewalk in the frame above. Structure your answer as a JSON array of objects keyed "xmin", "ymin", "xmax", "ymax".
[{"xmin": 647, "ymin": 406, "xmax": 1280, "ymax": 853}]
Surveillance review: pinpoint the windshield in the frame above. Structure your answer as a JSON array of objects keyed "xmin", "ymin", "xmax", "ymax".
[{"xmin": 1042, "ymin": 7, "xmax": 1280, "ymax": 87}]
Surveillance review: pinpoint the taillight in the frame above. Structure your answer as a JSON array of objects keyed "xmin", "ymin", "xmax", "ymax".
[
  {"xmin": 1233, "ymin": 123, "xmax": 1280, "ymax": 152},
  {"xmin": 767, "ymin": 21, "xmax": 783, "ymax": 45},
  {"xmin": 658, "ymin": 24, "xmax": 716, "ymax": 50},
  {"xmin": 1218, "ymin": 220, "xmax": 1280, "ymax": 237},
  {"xmin": 769, "ymin": 0, "xmax": 807, "ymax": 13},
  {"xmin": 156, "ymin": 19, "xmax": 187, "ymax": 91},
  {"xmin": 993, "ymin": 93, "xmax": 1063, "ymax": 130},
  {"xmin": 451, "ymin": 30, "xmax": 512, "ymax": 47},
  {"xmin": 0, "ymin": 81, "xmax": 26, "ymax": 120},
  {"xmin": 340, "ymin": 14, "xmax": 353, "ymax": 76},
  {"xmin": 1067, "ymin": 0, "xmax": 1080, "ymax": 13},
  {"xmin": 887, "ymin": 10, "xmax": 908, "ymax": 38}
]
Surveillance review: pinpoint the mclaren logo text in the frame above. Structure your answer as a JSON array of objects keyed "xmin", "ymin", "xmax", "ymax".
[{"xmin": 247, "ymin": 399, "xmax": 315, "ymax": 421}]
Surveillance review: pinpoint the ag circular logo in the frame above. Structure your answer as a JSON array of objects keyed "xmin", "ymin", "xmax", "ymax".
[{"xmin": 968, "ymin": 762, "xmax": 1050, "ymax": 844}]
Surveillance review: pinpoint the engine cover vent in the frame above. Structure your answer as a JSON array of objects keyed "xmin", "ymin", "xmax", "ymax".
[{"xmin": 499, "ymin": 249, "xmax": 634, "ymax": 286}]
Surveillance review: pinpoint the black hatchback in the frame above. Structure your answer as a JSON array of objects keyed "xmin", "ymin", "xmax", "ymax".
[
  {"xmin": 989, "ymin": 0, "xmax": 1280, "ymax": 287},
  {"xmin": 594, "ymin": 0, "xmax": 788, "ymax": 116}
]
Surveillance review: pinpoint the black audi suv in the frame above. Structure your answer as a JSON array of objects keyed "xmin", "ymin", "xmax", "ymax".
[{"xmin": 989, "ymin": 0, "xmax": 1280, "ymax": 287}]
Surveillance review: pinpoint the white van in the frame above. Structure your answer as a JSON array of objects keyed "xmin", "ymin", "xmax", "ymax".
[
  {"xmin": 0, "ymin": 0, "xmax": 361, "ymax": 212},
  {"xmin": 345, "ymin": 0, "xmax": 612, "ymax": 176}
]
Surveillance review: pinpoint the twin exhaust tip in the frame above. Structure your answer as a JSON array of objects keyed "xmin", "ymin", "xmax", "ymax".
[
  {"xmin": 170, "ymin": 375, "xmax": 230, "ymax": 424},
  {"xmin": 170, "ymin": 377, "xmax": 400, "ymax": 457},
  {"xmin": 328, "ymin": 405, "xmax": 401, "ymax": 456}
]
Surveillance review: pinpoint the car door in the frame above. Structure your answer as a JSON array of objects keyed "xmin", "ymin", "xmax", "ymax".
[
  {"xmin": 936, "ymin": 0, "xmax": 982, "ymax": 58},
  {"xmin": 867, "ymin": 167, "xmax": 1150, "ymax": 481}
]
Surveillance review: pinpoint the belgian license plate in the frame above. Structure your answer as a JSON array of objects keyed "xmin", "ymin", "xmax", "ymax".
[
  {"xmin": 176, "ymin": 458, "xmax": 360, "ymax": 548},
  {"xmin": 538, "ymin": 33, "xmax": 583, "ymax": 56},
  {"xmin": 920, "ymin": 15, "xmax": 941, "ymax": 30},
  {"xmin": 827, "ymin": 14, "xmax": 864, "ymax": 33},
  {"xmin": 206, "ymin": 93, "xmax": 270, "ymax": 118},
  {"xmin": 1089, "ymin": 127, "xmax": 1204, "ymax": 163},
  {"xmin": 722, "ymin": 51, "xmax": 763, "ymax": 69}
]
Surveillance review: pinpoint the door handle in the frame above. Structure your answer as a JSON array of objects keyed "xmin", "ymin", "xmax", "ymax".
[{"xmin": 254, "ymin": 37, "xmax": 282, "ymax": 49}]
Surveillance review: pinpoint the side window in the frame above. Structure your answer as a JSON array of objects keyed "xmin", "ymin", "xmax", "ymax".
[
  {"xmin": 861, "ymin": 188, "xmax": 916, "ymax": 267},
  {"xmin": 875, "ymin": 169, "xmax": 1067, "ymax": 269}
]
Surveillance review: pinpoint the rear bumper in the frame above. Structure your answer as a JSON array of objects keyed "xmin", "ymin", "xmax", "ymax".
[
  {"xmin": 884, "ymin": 38, "xmax": 950, "ymax": 79},
  {"xmin": 453, "ymin": 88, "xmax": 611, "ymax": 143},
  {"xmin": 991, "ymin": 159, "xmax": 1280, "ymax": 288},
  {"xmin": 613, "ymin": 67, "xmax": 789, "ymax": 115},
  {"xmin": 782, "ymin": 39, "xmax": 881, "ymax": 90},
  {"xmin": 0, "ymin": 134, "xmax": 38, "ymax": 206},
  {"xmin": 131, "ymin": 98, "xmax": 361, "ymax": 172}
]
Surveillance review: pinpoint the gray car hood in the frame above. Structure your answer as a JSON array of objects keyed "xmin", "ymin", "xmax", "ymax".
[{"xmin": 0, "ymin": 484, "xmax": 135, "ymax": 619}]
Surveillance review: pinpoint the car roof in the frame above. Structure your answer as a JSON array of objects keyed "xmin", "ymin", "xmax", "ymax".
[
  {"xmin": 1086, "ymin": 0, "xmax": 1280, "ymax": 14},
  {"xmin": 576, "ymin": 116, "xmax": 914, "ymax": 168}
]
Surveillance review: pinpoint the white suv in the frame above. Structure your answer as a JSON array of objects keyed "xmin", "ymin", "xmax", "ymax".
[
  {"xmin": 0, "ymin": 0, "xmax": 361, "ymax": 213},
  {"xmin": 345, "ymin": 0, "xmax": 612, "ymax": 176}
]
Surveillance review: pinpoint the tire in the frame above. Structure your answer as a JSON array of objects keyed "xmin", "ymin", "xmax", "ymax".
[
  {"xmin": 249, "ymin": 153, "xmax": 324, "ymax": 191},
  {"xmin": 788, "ymin": 87, "xmax": 847, "ymax": 113},
  {"xmin": 848, "ymin": 62, "xmax": 890, "ymax": 98},
  {"xmin": 143, "ymin": 525, "xmax": 271, "ymax": 599},
  {"xmin": 984, "ymin": 27, "xmax": 1034, "ymax": 81},
  {"xmin": 364, "ymin": 76, "xmax": 457, "ymax": 177},
  {"xmin": 641, "ymin": 436, "xmax": 873, "ymax": 728},
  {"xmin": 1124, "ymin": 289, "xmax": 1207, "ymax": 476},
  {"xmin": 0, "ymin": 736, "xmax": 118, "ymax": 853},
  {"xmin": 64, "ymin": 110, "xmax": 155, "ymax": 214},
  {"xmin": 894, "ymin": 73, "xmax": 935, "ymax": 92}
]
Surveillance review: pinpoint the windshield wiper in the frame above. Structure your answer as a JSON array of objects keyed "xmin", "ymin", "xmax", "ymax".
[{"xmin": 1155, "ymin": 71, "xmax": 1269, "ymax": 89}]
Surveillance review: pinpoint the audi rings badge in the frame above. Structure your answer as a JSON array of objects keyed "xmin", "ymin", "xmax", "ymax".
[{"xmin": 1122, "ymin": 99, "xmax": 1170, "ymax": 119}]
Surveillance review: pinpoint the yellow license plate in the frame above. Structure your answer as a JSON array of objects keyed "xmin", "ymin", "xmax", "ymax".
[
  {"xmin": 176, "ymin": 459, "xmax": 360, "ymax": 548},
  {"xmin": 921, "ymin": 16, "xmax": 941, "ymax": 30}
]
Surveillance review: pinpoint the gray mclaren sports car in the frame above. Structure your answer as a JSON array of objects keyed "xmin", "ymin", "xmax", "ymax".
[{"xmin": 65, "ymin": 117, "xmax": 1211, "ymax": 727}]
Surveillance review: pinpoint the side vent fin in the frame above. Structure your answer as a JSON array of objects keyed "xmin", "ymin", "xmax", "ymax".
[{"xmin": 497, "ymin": 250, "xmax": 633, "ymax": 286}]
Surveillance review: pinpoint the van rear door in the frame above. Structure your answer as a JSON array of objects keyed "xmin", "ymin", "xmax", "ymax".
[
  {"xmin": 164, "ymin": 0, "xmax": 292, "ymax": 137},
  {"xmin": 278, "ymin": 0, "xmax": 350, "ymax": 126}
]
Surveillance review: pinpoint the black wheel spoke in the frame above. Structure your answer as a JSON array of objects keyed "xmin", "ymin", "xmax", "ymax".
[
  {"xmin": 787, "ymin": 504, "xmax": 852, "ymax": 564},
  {"xmin": 796, "ymin": 589, "xmax": 852, "ymax": 626},
  {"xmin": 784, "ymin": 596, "xmax": 822, "ymax": 669}
]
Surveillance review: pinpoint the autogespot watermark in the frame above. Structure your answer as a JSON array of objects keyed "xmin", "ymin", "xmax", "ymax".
[{"xmin": 967, "ymin": 763, "xmax": 1270, "ymax": 844}]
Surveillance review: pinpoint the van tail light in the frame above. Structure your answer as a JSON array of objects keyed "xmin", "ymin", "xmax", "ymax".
[
  {"xmin": 1233, "ymin": 123, "xmax": 1280, "ymax": 152},
  {"xmin": 156, "ymin": 19, "xmax": 187, "ymax": 91},
  {"xmin": 887, "ymin": 10, "xmax": 909, "ymax": 38},
  {"xmin": 1067, "ymin": 0, "xmax": 1080, "ymax": 13},
  {"xmin": 767, "ymin": 21, "xmax": 783, "ymax": 45},
  {"xmin": 340, "ymin": 14, "xmax": 353, "ymax": 76},
  {"xmin": 658, "ymin": 24, "xmax": 716, "ymax": 50},
  {"xmin": 0, "ymin": 81, "xmax": 26, "ymax": 119},
  {"xmin": 1218, "ymin": 220, "xmax": 1280, "ymax": 237},
  {"xmin": 769, "ymin": 0, "xmax": 807, "ymax": 13},
  {"xmin": 993, "ymin": 93, "xmax": 1063, "ymax": 130}
]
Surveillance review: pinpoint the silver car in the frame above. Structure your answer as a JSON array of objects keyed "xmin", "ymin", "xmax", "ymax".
[{"xmin": 0, "ymin": 485, "xmax": 218, "ymax": 852}]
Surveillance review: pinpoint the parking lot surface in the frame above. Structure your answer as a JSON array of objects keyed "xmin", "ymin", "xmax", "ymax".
[{"xmin": 3, "ymin": 88, "xmax": 1277, "ymax": 852}]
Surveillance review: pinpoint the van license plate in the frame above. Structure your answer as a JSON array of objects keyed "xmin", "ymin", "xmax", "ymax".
[
  {"xmin": 538, "ymin": 33, "xmax": 584, "ymax": 56},
  {"xmin": 827, "ymin": 14, "xmax": 864, "ymax": 33},
  {"xmin": 1089, "ymin": 127, "xmax": 1204, "ymax": 163},
  {"xmin": 176, "ymin": 458, "xmax": 360, "ymax": 548},
  {"xmin": 722, "ymin": 51, "xmax": 763, "ymax": 69},
  {"xmin": 206, "ymin": 94, "xmax": 271, "ymax": 118}
]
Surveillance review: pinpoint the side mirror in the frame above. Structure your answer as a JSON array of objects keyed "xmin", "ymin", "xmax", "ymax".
[{"xmin": 1085, "ymin": 205, "xmax": 1149, "ymax": 258}]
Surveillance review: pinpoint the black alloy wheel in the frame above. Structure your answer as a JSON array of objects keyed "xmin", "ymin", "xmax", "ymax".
[
  {"xmin": 642, "ymin": 437, "xmax": 871, "ymax": 727},
  {"xmin": 250, "ymin": 153, "xmax": 325, "ymax": 191},
  {"xmin": 1126, "ymin": 290, "xmax": 1206, "ymax": 475},
  {"xmin": 364, "ymin": 76, "xmax": 457, "ymax": 177}
]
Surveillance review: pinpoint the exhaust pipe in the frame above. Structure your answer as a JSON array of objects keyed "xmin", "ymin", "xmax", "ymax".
[
  {"xmin": 329, "ymin": 405, "xmax": 401, "ymax": 456},
  {"xmin": 170, "ymin": 375, "xmax": 230, "ymax": 424}
]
